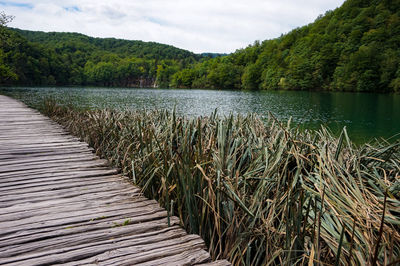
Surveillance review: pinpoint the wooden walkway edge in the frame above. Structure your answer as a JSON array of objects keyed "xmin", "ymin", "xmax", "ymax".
[{"xmin": 0, "ymin": 95, "xmax": 230, "ymax": 266}]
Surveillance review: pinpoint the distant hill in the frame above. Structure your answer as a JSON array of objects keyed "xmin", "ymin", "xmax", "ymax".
[
  {"xmin": 172, "ymin": 0, "xmax": 400, "ymax": 92},
  {"xmin": 12, "ymin": 29, "xmax": 201, "ymax": 61},
  {"xmin": 0, "ymin": 27, "xmax": 205, "ymax": 87}
]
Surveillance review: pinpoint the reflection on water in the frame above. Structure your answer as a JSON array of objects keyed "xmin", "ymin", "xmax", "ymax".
[{"xmin": 1, "ymin": 87, "xmax": 399, "ymax": 143}]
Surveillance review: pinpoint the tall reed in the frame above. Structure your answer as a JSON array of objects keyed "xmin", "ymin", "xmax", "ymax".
[{"xmin": 41, "ymin": 100, "xmax": 400, "ymax": 265}]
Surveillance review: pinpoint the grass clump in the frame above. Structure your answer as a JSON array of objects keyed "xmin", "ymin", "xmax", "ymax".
[{"xmin": 41, "ymin": 100, "xmax": 400, "ymax": 265}]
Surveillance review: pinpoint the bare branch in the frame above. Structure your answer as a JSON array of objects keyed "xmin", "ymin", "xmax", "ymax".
[{"xmin": 0, "ymin": 11, "xmax": 14, "ymax": 27}]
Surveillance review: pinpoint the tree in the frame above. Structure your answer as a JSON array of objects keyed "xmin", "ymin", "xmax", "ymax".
[
  {"xmin": 0, "ymin": 12, "xmax": 18, "ymax": 84},
  {"xmin": 0, "ymin": 11, "xmax": 14, "ymax": 46},
  {"xmin": 0, "ymin": 11, "xmax": 13, "ymax": 27}
]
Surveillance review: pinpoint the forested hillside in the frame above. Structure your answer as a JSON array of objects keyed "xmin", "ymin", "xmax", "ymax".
[
  {"xmin": 0, "ymin": 25, "xmax": 204, "ymax": 87},
  {"xmin": 13, "ymin": 29, "xmax": 199, "ymax": 61},
  {"xmin": 172, "ymin": 0, "xmax": 400, "ymax": 92}
]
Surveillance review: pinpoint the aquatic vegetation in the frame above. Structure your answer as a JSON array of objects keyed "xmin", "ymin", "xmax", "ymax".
[{"xmin": 41, "ymin": 100, "xmax": 400, "ymax": 265}]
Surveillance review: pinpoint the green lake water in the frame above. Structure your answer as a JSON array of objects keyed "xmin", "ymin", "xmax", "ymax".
[{"xmin": 1, "ymin": 87, "xmax": 399, "ymax": 143}]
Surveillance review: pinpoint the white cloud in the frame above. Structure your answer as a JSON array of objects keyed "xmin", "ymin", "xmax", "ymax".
[{"xmin": 1, "ymin": 0, "xmax": 345, "ymax": 53}]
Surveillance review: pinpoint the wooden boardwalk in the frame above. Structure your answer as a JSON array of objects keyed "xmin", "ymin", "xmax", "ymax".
[{"xmin": 0, "ymin": 95, "xmax": 230, "ymax": 266}]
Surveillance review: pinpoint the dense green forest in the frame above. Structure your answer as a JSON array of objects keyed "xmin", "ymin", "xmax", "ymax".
[
  {"xmin": 1, "ymin": 0, "xmax": 400, "ymax": 91},
  {"xmin": 172, "ymin": 0, "xmax": 400, "ymax": 92},
  {"xmin": 0, "ymin": 19, "xmax": 207, "ymax": 87}
]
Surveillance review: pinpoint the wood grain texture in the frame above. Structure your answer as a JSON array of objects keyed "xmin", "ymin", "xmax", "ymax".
[{"xmin": 0, "ymin": 95, "xmax": 230, "ymax": 266}]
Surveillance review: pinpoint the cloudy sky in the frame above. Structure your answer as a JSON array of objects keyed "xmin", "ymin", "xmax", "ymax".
[{"xmin": 1, "ymin": 0, "xmax": 345, "ymax": 53}]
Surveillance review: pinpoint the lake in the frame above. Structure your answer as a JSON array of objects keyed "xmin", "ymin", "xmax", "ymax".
[{"xmin": 1, "ymin": 87, "xmax": 399, "ymax": 143}]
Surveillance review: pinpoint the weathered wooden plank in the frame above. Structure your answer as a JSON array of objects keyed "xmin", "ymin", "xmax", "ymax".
[
  {"xmin": 0, "ymin": 202, "xmax": 165, "ymax": 239},
  {"xmin": 0, "ymin": 126, "xmax": 64, "ymax": 132},
  {"xmin": 0, "ymin": 149, "xmax": 95, "ymax": 160},
  {"xmin": 0, "ymin": 194, "xmax": 146, "ymax": 222},
  {"xmin": 197, "ymin": 260, "xmax": 232, "ymax": 266},
  {"xmin": 0, "ymin": 191, "xmax": 139, "ymax": 219},
  {"xmin": 0, "ymin": 132, "xmax": 72, "ymax": 138},
  {"xmin": 71, "ymin": 236, "xmax": 207, "ymax": 266},
  {"xmin": 0, "ymin": 138, "xmax": 81, "ymax": 145},
  {"xmin": 0, "ymin": 210, "xmax": 170, "ymax": 247},
  {"xmin": 0, "ymin": 181, "xmax": 135, "ymax": 206},
  {"xmin": 1, "ymin": 168, "xmax": 118, "ymax": 184},
  {"xmin": 0, "ymin": 153, "xmax": 98, "ymax": 167},
  {"xmin": 0, "ymin": 155, "xmax": 100, "ymax": 169},
  {"xmin": 0, "ymin": 226, "xmax": 190, "ymax": 264},
  {"xmin": 0, "ymin": 142, "xmax": 89, "ymax": 151},
  {"xmin": 0, "ymin": 211, "xmax": 170, "ymax": 249},
  {"xmin": 133, "ymin": 248, "xmax": 212, "ymax": 266},
  {"xmin": 0, "ymin": 185, "xmax": 132, "ymax": 206},
  {"xmin": 0, "ymin": 175, "xmax": 122, "ymax": 195},
  {"xmin": 0, "ymin": 199, "xmax": 161, "ymax": 230},
  {"xmin": 0, "ymin": 187, "xmax": 139, "ymax": 213},
  {"xmin": 0, "ymin": 217, "xmax": 181, "ymax": 257},
  {"xmin": 0, "ymin": 154, "xmax": 98, "ymax": 166},
  {"xmin": 0, "ymin": 160, "xmax": 110, "ymax": 175},
  {"xmin": 0, "ymin": 130, "xmax": 69, "ymax": 136},
  {"xmin": 14, "ymin": 234, "xmax": 205, "ymax": 266},
  {"xmin": 0, "ymin": 146, "xmax": 93, "ymax": 156}
]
